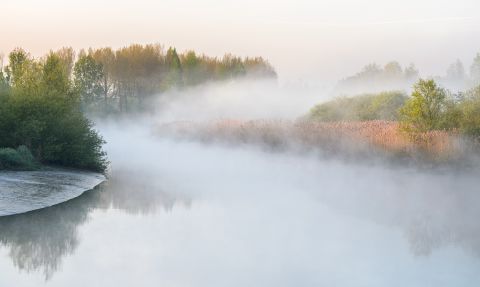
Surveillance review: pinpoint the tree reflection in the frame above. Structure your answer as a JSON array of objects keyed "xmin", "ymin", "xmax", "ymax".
[{"xmin": 0, "ymin": 170, "xmax": 190, "ymax": 280}]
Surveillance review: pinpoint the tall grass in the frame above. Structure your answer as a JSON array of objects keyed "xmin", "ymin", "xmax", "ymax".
[{"xmin": 157, "ymin": 120, "xmax": 466, "ymax": 163}]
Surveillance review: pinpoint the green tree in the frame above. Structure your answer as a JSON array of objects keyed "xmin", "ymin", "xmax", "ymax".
[
  {"xmin": 1, "ymin": 51, "xmax": 108, "ymax": 172},
  {"xmin": 74, "ymin": 54, "xmax": 104, "ymax": 109},
  {"xmin": 5, "ymin": 48, "xmax": 30, "ymax": 87},
  {"xmin": 54, "ymin": 47, "xmax": 76, "ymax": 78},
  {"xmin": 458, "ymin": 86, "xmax": 480, "ymax": 137},
  {"xmin": 42, "ymin": 52, "xmax": 71, "ymax": 96},
  {"xmin": 400, "ymin": 79, "xmax": 447, "ymax": 132},
  {"xmin": 162, "ymin": 47, "xmax": 183, "ymax": 88},
  {"xmin": 182, "ymin": 51, "xmax": 201, "ymax": 86}
]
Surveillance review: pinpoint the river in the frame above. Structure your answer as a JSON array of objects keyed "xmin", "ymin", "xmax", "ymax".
[{"xmin": 0, "ymin": 135, "xmax": 479, "ymax": 286}]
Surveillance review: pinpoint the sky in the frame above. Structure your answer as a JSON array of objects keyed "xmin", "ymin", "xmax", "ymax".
[{"xmin": 1, "ymin": 0, "xmax": 480, "ymax": 85}]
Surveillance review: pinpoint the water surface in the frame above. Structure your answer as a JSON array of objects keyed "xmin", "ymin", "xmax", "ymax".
[{"xmin": 0, "ymin": 139, "xmax": 479, "ymax": 286}]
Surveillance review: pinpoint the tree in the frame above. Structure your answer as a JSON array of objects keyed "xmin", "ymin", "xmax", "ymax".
[
  {"xmin": 404, "ymin": 63, "xmax": 419, "ymax": 81},
  {"xmin": 74, "ymin": 54, "xmax": 104, "ymax": 109},
  {"xmin": 458, "ymin": 86, "xmax": 480, "ymax": 137},
  {"xmin": 5, "ymin": 48, "xmax": 30, "ymax": 86},
  {"xmin": 182, "ymin": 51, "xmax": 200, "ymax": 86},
  {"xmin": 470, "ymin": 53, "xmax": 480, "ymax": 86},
  {"xmin": 91, "ymin": 47, "xmax": 116, "ymax": 109},
  {"xmin": 0, "ymin": 64, "xmax": 8, "ymax": 96},
  {"xmin": 444, "ymin": 59, "xmax": 466, "ymax": 90},
  {"xmin": 42, "ymin": 53, "xmax": 71, "ymax": 96},
  {"xmin": 400, "ymin": 79, "xmax": 447, "ymax": 132},
  {"xmin": 384, "ymin": 62, "xmax": 403, "ymax": 78},
  {"xmin": 1, "ymin": 51, "xmax": 108, "ymax": 172},
  {"xmin": 162, "ymin": 47, "xmax": 183, "ymax": 88},
  {"xmin": 54, "ymin": 47, "xmax": 76, "ymax": 79},
  {"xmin": 447, "ymin": 60, "xmax": 465, "ymax": 81}
]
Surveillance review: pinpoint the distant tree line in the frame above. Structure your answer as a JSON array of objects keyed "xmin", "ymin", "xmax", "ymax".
[
  {"xmin": 436, "ymin": 55, "xmax": 480, "ymax": 92},
  {"xmin": 334, "ymin": 54, "xmax": 480, "ymax": 95},
  {"xmin": 334, "ymin": 62, "xmax": 419, "ymax": 95},
  {"xmin": 69, "ymin": 44, "xmax": 276, "ymax": 114}
]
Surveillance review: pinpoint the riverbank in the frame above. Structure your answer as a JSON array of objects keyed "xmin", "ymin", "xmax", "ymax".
[{"xmin": 0, "ymin": 168, "xmax": 106, "ymax": 216}]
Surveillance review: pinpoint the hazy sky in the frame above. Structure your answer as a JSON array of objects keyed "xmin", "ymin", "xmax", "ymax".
[{"xmin": 2, "ymin": 0, "xmax": 480, "ymax": 85}]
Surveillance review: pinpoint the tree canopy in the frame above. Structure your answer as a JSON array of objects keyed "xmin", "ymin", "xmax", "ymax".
[{"xmin": 0, "ymin": 49, "xmax": 108, "ymax": 172}]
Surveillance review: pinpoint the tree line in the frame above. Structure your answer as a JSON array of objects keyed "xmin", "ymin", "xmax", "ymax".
[
  {"xmin": 0, "ymin": 44, "xmax": 276, "ymax": 171},
  {"xmin": 310, "ymin": 78, "xmax": 480, "ymax": 140},
  {"xmin": 334, "ymin": 55, "xmax": 480, "ymax": 95},
  {"xmin": 12, "ymin": 44, "xmax": 275, "ymax": 115}
]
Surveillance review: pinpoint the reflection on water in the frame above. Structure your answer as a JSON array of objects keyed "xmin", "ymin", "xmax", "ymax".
[
  {"xmin": 309, "ymin": 167, "xmax": 480, "ymax": 257},
  {"xmin": 0, "ymin": 142, "xmax": 479, "ymax": 285},
  {"xmin": 0, "ymin": 169, "xmax": 190, "ymax": 279}
]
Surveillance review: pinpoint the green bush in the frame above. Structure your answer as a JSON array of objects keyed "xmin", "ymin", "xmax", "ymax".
[
  {"xmin": 458, "ymin": 86, "xmax": 480, "ymax": 137},
  {"xmin": 0, "ymin": 146, "xmax": 38, "ymax": 170},
  {"xmin": 399, "ymin": 79, "xmax": 447, "ymax": 132},
  {"xmin": 0, "ymin": 50, "xmax": 108, "ymax": 173},
  {"xmin": 309, "ymin": 91, "xmax": 407, "ymax": 122}
]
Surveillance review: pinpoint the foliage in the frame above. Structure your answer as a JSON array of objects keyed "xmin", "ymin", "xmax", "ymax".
[
  {"xmin": 0, "ymin": 146, "xmax": 38, "ymax": 170},
  {"xmin": 71, "ymin": 44, "xmax": 276, "ymax": 115},
  {"xmin": 399, "ymin": 79, "xmax": 448, "ymax": 132},
  {"xmin": 73, "ymin": 54, "xmax": 104, "ymax": 110},
  {"xmin": 0, "ymin": 50, "xmax": 108, "ymax": 172},
  {"xmin": 309, "ymin": 91, "xmax": 407, "ymax": 122},
  {"xmin": 458, "ymin": 86, "xmax": 480, "ymax": 137}
]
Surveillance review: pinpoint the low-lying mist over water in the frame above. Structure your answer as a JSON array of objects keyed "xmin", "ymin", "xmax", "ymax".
[
  {"xmin": 1, "ymin": 69, "xmax": 480, "ymax": 286},
  {"xmin": 150, "ymin": 79, "xmax": 323, "ymax": 121},
  {"xmin": 2, "ymin": 0, "xmax": 480, "ymax": 284},
  {"xmin": 2, "ymin": 114, "xmax": 480, "ymax": 285}
]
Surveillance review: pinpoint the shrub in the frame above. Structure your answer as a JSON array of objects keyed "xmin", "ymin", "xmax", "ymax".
[
  {"xmin": 399, "ymin": 79, "xmax": 447, "ymax": 132},
  {"xmin": 0, "ymin": 146, "xmax": 38, "ymax": 170},
  {"xmin": 458, "ymin": 86, "xmax": 480, "ymax": 138},
  {"xmin": 0, "ymin": 52, "xmax": 109, "ymax": 173},
  {"xmin": 309, "ymin": 91, "xmax": 407, "ymax": 122}
]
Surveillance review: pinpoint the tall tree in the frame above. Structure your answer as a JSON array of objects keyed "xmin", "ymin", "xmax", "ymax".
[
  {"xmin": 74, "ymin": 54, "xmax": 104, "ymax": 109},
  {"xmin": 163, "ymin": 47, "xmax": 183, "ymax": 88},
  {"xmin": 5, "ymin": 48, "xmax": 30, "ymax": 87},
  {"xmin": 54, "ymin": 47, "xmax": 76, "ymax": 79},
  {"xmin": 91, "ymin": 47, "xmax": 116, "ymax": 109}
]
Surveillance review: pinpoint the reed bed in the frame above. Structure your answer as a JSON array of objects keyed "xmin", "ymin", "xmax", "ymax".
[{"xmin": 156, "ymin": 120, "xmax": 464, "ymax": 163}]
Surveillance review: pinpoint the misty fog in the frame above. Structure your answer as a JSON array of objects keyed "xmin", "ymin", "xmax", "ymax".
[
  {"xmin": 18, "ymin": 79, "xmax": 465, "ymax": 286},
  {"xmin": 2, "ymin": 0, "xmax": 480, "ymax": 285},
  {"xmin": 1, "ymin": 67, "xmax": 480, "ymax": 286}
]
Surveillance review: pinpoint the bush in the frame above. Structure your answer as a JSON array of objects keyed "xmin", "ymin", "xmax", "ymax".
[
  {"xmin": 399, "ymin": 79, "xmax": 448, "ymax": 132},
  {"xmin": 309, "ymin": 91, "xmax": 407, "ymax": 122},
  {"xmin": 0, "ymin": 51, "xmax": 108, "ymax": 173},
  {"xmin": 458, "ymin": 86, "xmax": 480, "ymax": 138},
  {"xmin": 0, "ymin": 146, "xmax": 38, "ymax": 170}
]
